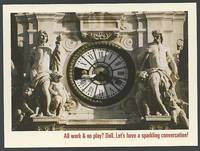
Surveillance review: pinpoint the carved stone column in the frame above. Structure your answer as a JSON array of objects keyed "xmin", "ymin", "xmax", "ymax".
[
  {"xmin": 25, "ymin": 14, "xmax": 37, "ymax": 47},
  {"xmin": 136, "ymin": 13, "xmax": 147, "ymax": 47},
  {"xmin": 15, "ymin": 14, "xmax": 28, "ymax": 48},
  {"xmin": 15, "ymin": 13, "xmax": 29, "ymax": 73}
]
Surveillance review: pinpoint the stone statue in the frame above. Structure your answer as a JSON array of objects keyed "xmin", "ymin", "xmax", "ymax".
[
  {"xmin": 30, "ymin": 30, "xmax": 53, "ymax": 116},
  {"xmin": 162, "ymin": 89, "xmax": 189, "ymax": 128},
  {"xmin": 145, "ymin": 30, "xmax": 179, "ymax": 116},
  {"xmin": 135, "ymin": 71, "xmax": 151, "ymax": 119},
  {"xmin": 175, "ymin": 39, "xmax": 184, "ymax": 64},
  {"xmin": 175, "ymin": 39, "xmax": 185, "ymax": 79},
  {"xmin": 49, "ymin": 72, "xmax": 70, "ymax": 116},
  {"xmin": 120, "ymin": 15, "xmax": 127, "ymax": 30},
  {"xmin": 21, "ymin": 85, "xmax": 39, "ymax": 118},
  {"xmin": 14, "ymin": 83, "xmax": 40, "ymax": 130},
  {"xmin": 136, "ymin": 30, "xmax": 188, "ymax": 128}
]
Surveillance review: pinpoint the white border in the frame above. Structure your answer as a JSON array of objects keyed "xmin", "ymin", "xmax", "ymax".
[{"xmin": 3, "ymin": 3, "xmax": 198, "ymax": 148}]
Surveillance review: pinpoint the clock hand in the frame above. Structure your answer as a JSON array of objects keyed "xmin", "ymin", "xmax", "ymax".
[{"xmin": 81, "ymin": 74, "xmax": 96, "ymax": 79}]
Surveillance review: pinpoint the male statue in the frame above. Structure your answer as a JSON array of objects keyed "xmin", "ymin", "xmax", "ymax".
[
  {"xmin": 145, "ymin": 30, "xmax": 179, "ymax": 116},
  {"xmin": 30, "ymin": 30, "xmax": 53, "ymax": 116}
]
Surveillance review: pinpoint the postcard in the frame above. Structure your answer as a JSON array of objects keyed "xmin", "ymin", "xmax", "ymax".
[{"xmin": 3, "ymin": 3, "xmax": 197, "ymax": 148}]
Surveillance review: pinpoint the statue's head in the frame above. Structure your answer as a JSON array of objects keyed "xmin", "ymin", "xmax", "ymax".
[
  {"xmin": 38, "ymin": 30, "xmax": 48, "ymax": 44},
  {"xmin": 23, "ymin": 87, "xmax": 34, "ymax": 97},
  {"xmin": 176, "ymin": 39, "xmax": 184, "ymax": 50},
  {"xmin": 152, "ymin": 30, "xmax": 163, "ymax": 43}
]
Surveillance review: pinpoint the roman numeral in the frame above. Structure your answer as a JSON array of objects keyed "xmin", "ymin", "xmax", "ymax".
[{"xmin": 88, "ymin": 54, "xmax": 94, "ymax": 60}]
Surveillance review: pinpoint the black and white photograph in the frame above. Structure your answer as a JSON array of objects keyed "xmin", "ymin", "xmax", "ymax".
[{"xmin": 3, "ymin": 3, "xmax": 197, "ymax": 147}]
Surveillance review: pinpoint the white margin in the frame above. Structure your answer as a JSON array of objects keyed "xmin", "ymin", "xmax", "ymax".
[{"xmin": 3, "ymin": 3, "xmax": 198, "ymax": 148}]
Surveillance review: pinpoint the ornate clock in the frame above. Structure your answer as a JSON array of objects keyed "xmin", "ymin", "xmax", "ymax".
[{"xmin": 67, "ymin": 42, "xmax": 135, "ymax": 107}]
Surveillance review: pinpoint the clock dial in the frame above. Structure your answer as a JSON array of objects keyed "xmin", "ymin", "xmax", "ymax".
[
  {"xmin": 112, "ymin": 78, "xmax": 127, "ymax": 90},
  {"xmin": 67, "ymin": 42, "xmax": 135, "ymax": 107},
  {"xmin": 110, "ymin": 56, "xmax": 127, "ymax": 70},
  {"xmin": 104, "ymin": 50, "xmax": 118, "ymax": 64},
  {"xmin": 74, "ymin": 56, "xmax": 91, "ymax": 70},
  {"xmin": 95, "ymin": 85, "xmax": 107, "ymax": 99},
  {"xmin": 104, "ymin": 83, "xmax": 119, "ymax": 98},
  {"xmin": 75, "ymin": 79, "xmax": 91, "ymax": 91},
  {"xmin": 82, "ymin": 49, "xmax": 97, "ymax": 65},
  {"xmin": 113, "ymin": 68, "xmax": 128, "ymax": 79},
  {"xmin": 83, "ymin": 82, "xmax": 97, "ymax": 98},
  {"xmin": 93, "ymin": 48, "xmax": 107, "ymax": 62}
]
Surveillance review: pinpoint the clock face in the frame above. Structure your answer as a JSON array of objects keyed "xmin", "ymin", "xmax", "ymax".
[{"xmin": 67, "ymin": 42, "xmax": 135, "ymax": 107}]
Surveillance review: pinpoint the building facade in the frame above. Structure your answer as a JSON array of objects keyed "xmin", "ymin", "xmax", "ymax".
[{"xmin": 11, "ymin": 12, "xmax": 187, "ymax": 130}]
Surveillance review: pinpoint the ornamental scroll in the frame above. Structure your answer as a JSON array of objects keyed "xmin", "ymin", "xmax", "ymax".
[{"xmin": 81, "ymin": 31, "xmax": 119, "ymax": 42}]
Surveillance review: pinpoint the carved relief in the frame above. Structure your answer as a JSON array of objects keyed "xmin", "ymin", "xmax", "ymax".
[
  {"xmin": 63, "ymin": 38, "xmax": 80, "ymax": 51},
  {"xmin": 115, "ymin": 34, "xmax": 137, "ymax": 51},
  {"xmin": 120, "ymin": 36, "xmax": 134, "ymax": 51},
  {"xmin": 120, "ymin": 15, "xmax": 127, "ymax": 30},
  {"xmin": 81, "ymin": 31, "xmax": 119, "ymax": 41},
  {"xmin": 64, "ymin": 99, "xmax": 78, "ymax": 112}
]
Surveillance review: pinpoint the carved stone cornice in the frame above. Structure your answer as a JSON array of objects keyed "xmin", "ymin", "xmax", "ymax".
[
  {"xmin": 173, "ymin": 12, "xmax": 186, "ymax": 21},
  {"xmin": 144, "ymin": 11, "xmax": 172, "ymax": 19},
  {"xmin": 145, "ymin": 11, "xmax": 185, "ymax": 20},
  {"xmin": 15, "ymin": 13, "xmax": 28, "ymax": 24},
  {"xmin": 76, "ymin": 12, "xmax": 123, "ymax": 20},
  {"xmin": 35, "ymin": 13, "xmax": 65, "ymax": 22}
]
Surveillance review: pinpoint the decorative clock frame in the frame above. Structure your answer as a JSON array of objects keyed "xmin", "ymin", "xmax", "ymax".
[{"xmin": 67, "ymin": 41, "xmax": 135, "ymax": 107}]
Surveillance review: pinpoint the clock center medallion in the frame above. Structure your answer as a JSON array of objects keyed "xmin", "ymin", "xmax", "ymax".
[{"xmin": 93, "ymin": 63, "xmax": 112, "ymax": 84}]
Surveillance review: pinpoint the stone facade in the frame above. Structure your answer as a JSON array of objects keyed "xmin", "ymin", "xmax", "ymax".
[{"xmin": 11, "ymin": 12, "xmax": 187, "ymax": 130}]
